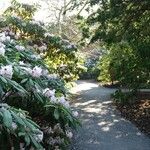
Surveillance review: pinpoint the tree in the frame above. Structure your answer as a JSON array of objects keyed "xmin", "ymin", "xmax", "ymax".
[{"xmin": 75, "ymin": 0, "xmax": 150, "ymax": 88}]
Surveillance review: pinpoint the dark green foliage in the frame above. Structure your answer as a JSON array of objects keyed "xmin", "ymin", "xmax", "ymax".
[
  {"xmin": 112, "ymin": 89, "xmax": 137, "ymax": 105},
  {"xmin": 0, "ymin": 1, "xmax": 81, "ymax": 149}
]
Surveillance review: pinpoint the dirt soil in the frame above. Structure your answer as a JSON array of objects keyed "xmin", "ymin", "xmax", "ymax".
[{"xmin": 116, "ymin": 92, "xmax": 150, "ymax": 136}]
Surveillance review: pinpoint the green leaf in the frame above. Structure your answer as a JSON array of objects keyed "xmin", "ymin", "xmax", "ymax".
[
  {"xmin": 11, "ymin": 111, "xmax": 24, "ymax": 126},
  {"xmin": 0, "ymin": 76, "xmax": 7, "ymax": 84},
  {"xmin": 21, "ymin": 78, "xmax": 28, "ymax": 84},
  {"xmin": 25, "ymin": 135, "xmax": 30, "ymax": 146},
  {"xmin": 7, "ymin": 78, "xmax": 27, "ymax": 94},
  {"xmin": 18, "ymin": 132, "xmax": 26, "ymax": 136},
  {"xmin": 2, "ymin": 109, "xmax": 12, "ymax": 128},
  {"xmin": 29, "ymin": 135, "xmax": 43, "ymax": 149},
  {"xmin": 54, "ymin": 108, "xmax": 59, "ymax": 120},
  {"xmin": 26, "ymin": 118, "xmax": 40, "ymax": 128}
]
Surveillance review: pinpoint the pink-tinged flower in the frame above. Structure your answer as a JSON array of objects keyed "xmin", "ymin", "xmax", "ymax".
[
  {"xmin": 42, "ymin": 69, "xmax": 49, "ymax": 76},
  {"xmin": 0, "ymin": 47, "xmax": 5, "ymax": 56},
  {"xmin": 20, "ymin": 143, "xmax": 25, "ymax": 150},
  {"xmin": 58, "ymin": 96, "xmax": 70, "ymax": 108},
  {"xmin": 32, "ymin": 66, "xmax": 42, "ymax": 77},
  {"xmin": 43, "ymin": 88, "xmax": 55, "ymax": 97},
  {"xmin": 31, "ymin": 54, "xmax": 41, "ymax": 60},
  {"xmin": 0, "ymin": 32, "xmax": 11, "ymax": 42},
  {"xmin": 47, "ymin": 73, "xmax": 58, "ymax": 79},
  {"xmin": 50, "ymin": 95, "xmax": 57, "ymax": 103},
  {"xmin": 0, "ymin": 42, "xmax": 5, "ymax": 48},
  {"xmin": 14, "ymin": 35, "xmax": 20, "ymax": 40},
  {"xmin": 19, "ymin": 61, "xmax": 25, "ymax": 65},
  {"xmin": 33, "ymin": 130, "xmax": 43, "ymax": 142},
  {"xmin": 39, "ymin": 45, "xmax": 47, "ymax": 52},
  {"xmin": 9, "ymin": 31, "xmax": 15, "ymax": 36},
  {"xmin": 72, "ymin": 111, "xmax": 79, "ymax": 117},
  {"xmin": 12, "ymin": 122, "xmax": 17, "ymax": 130},
  {"xmin": 33, "ymin": 44, "xmax": 38, "ymax": 49},
  {"xmin": 66, "ymin": 131, "xmax": 73, "ymax": 139},
  {"xmin": 44, "ymin": 33, "xmax": 54, "ymax": 37},
  {"xmin": 64, "ymin": 101, "xmax": 70, "ymax": 108},
  {"xmin": 0, "ymin": 65, "xmax": 13, "ymax": 79},
  {"xmin": 15, "ymin": 45, "xmax": 25, "ymax": 51}
]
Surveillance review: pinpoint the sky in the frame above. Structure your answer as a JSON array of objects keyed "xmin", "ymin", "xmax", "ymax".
[
  {"xmin": 0, "ymin": 0, "xmax": 53, "ymax": 22},
  {"xmin": 0, "ymin": 0, "xmax": 96, "ymax": 23}
]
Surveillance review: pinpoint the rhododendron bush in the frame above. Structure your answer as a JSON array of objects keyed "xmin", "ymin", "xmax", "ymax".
[
  {"xmin": 0, "ymin": 1, "xmax": 80, "ymax": 149},
  {"xmin": 0, "ymin": 0, "xmax": 85, "ymax": 83}
]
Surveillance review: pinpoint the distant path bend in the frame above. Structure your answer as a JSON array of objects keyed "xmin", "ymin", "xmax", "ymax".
[{"xmin": 70, "ymin": 80, "xmax": 150, "ymax": 150}]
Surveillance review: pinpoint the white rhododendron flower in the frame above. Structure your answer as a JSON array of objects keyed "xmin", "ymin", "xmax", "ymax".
[
  {"xmin": 66, "ymin": 131, "xmax": 73, "ymax": 139},
  {"xmin": 72, "ymin": 111, "xmax": 79, "ymax": 117},
  {"xmin": 44, "ymin": 33, "xmax": 54, "ymax": 37},
  {"xmin": 58, "ymin": 96, "xmax": 70, "ymax": 108},
  {"xmin": 47, "ymin": 73, "xmax": 58, "ymax": 79},
  {"xmin": 9, "ymin": 31, "xmax": 15, "ymax": 36},
  {"xmin": 14, "ymin": 35, "xmax": 20, "ymax": 40},
  {"xmin": 12, "ymin": 122, "xmax": 17, "ymax": 130},
  {"xmin": 22, "ymin": 66, "xmax": 42, "ymax": 78},
  {"xmin": 64, "ymin": 101, "xmax": 70, "ymax": 108},
  {"xmin": 42, "ymin": 69, "xmax": 49, "ymax": 76},
  {"xmin": 43, "ymin": 88, "xmax": 55, "ymax": 97},
  {"xmin": 39, "ymin": 45, "xmax": 47, "ymax": 52},
  {"xmin": 33, "ymin": 44, "xmax": 38, "ymax": 49},
  {"xmin": 67, "ymin": 44, "xmax": 73, "ymax": 49},
  {"xmin": 0, "ymin": 47, "xmax": 5, "ymax": 56},
  {"xmin": 20, "ymin": 143, "xmax": 25, "ymax": 150},
  {"xmin": 15, "ymin": 45, "xmax": 25, "ymax": 51},
  {"xmin": 34, "ymin": 130, "xmax": 43, "ymax": 142},
  {"xmin": 19, "ymin": 61, "xmax": 25, "ymax": 65},
  {"xmin": 0, "ymin": 32, "xmax": 11, "ymax": 42},
  {"xmin": 0, "ymin": 65, "xmax": 13, "ymax": 79},
  {"xmin": 50, "ymin": 96, "xmax": 57, "ymax": 103},
  {"xmin": 32, "ymin": 66, "xmax": 42, "ymax": 77},
  {"xmin": 5, "ymin": 36, "xmax": 11, "ymax": 42},
  {"xmin": 31, "ymin": 54, "xmax": 41, "ymax": 60},
  {"xmin": 0, "ymin": 42, "xmax": 5, "ymax": 48}
]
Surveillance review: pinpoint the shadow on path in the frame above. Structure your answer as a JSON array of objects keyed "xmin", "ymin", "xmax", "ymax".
[{"xmin": 70, "ymin": 80, "xmax": 150, "ymax": 150}]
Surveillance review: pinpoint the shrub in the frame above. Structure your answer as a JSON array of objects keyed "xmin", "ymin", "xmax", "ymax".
[
  {"xmin": 97, "ymin": 42, "xmax": 148, "ymax": 88},
  {"xmin": 0, "ymin": 0, "xmax": 85, "ymax": 83},
  {"xmin": 112, "ymin": 89, "xmax": 137, "ymax": 105},
  {"xmin": 0, "ymin": 1, "xmax": 80, "ymax": 149}
]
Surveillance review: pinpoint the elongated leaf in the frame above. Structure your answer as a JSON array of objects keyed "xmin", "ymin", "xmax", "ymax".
[
  {"xmin": 54, "ymin": 108, "xmax": 59, "ymax": 120},
  {"xmin": 2, "ymin": 109, "xmax": 12, "ymax": 128},
  {"xmin": 7, "ymin": 78, "xmax": 27, "ymax": 94},
  {"xmin": 11, "ymin": 111, "xmax": 24, "ymax": 126}
]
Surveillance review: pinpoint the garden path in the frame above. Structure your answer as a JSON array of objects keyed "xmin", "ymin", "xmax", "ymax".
[{"xmin": 70, "ymin": 80, "xmax": 150, "ymax": 150}]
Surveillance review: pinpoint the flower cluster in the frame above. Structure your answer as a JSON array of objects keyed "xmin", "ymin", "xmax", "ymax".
[
  {"xmin": 0, "ymin": 32, "xmax": 11, "ymax": 42},
  {"xmin": 43, "ymin": 123, "xmax": 73, "ymax": 149},
  {"xmin": 15, "ymin": 45, "xmax": 25, "ymax": 51},
  {"xmin": 33, "ymin": 129, "xmax": 44, "ymax": 142},
  {"xmin": 43, "ymin": 88, "xmax": 70, "ymax": 108},
  {"xmin": 0, "ymin": 11, "xmax": 80, "ymax": 149},
  {"xmin": 0, "ymin": 65, "xmax": 13, "ymax": 79},
  {"xmin": 22, "ymin": 66, "xmax": 42, "ymax": 78},
  {"xmin": 0, "ymin": 42, "xmax": 5, "ymax": 56}
]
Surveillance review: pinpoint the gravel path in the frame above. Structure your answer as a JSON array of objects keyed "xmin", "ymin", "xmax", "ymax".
[{"xmin": 70, "ymin": 80, "xmax": 150, "ymax": 150}]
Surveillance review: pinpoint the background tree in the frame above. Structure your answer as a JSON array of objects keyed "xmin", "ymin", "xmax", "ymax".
[{"xmin": 74, "ymin": 0, "xmax": 150, "ymax": 88}]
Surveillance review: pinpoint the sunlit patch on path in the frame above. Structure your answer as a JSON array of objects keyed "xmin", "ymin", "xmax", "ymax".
[{"xmin": 70, "ymin": 80, "xmax": 150, "ymax": 150}]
